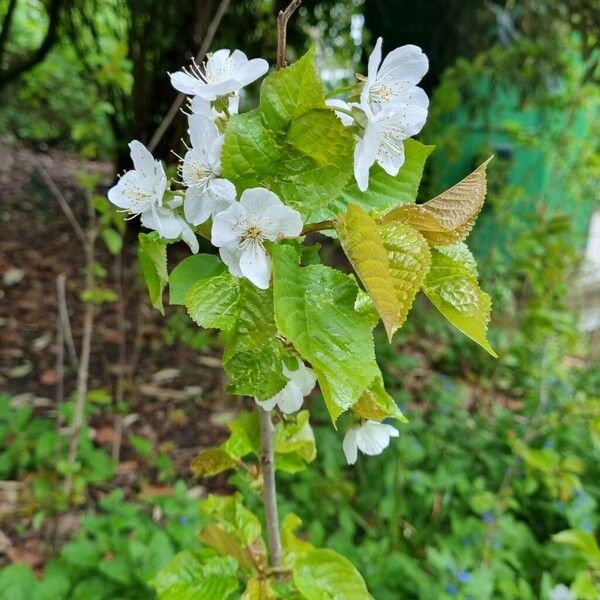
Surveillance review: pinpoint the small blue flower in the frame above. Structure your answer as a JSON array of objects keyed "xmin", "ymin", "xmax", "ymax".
[
  {"xmin": 482, "ymin": 511, "xmax": 493, "ymax": 524},
  {"xmin": 457, "ymin": 570, "xmax": 471, "ymax": 583},
  {"xmin": 581, "ymin": 520, "xmax": 593, "ymax": 533},
  {"xmin": 446, "ymin": 584, "xmax": 458, "ymax": 595},
  {"xmin": 178, "ymin": 516, "xmax": 189, "ymax": 525}
]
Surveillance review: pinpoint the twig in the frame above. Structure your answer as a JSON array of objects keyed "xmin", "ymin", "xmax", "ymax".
[
  {"xmin": 33, "ymin": 158, "xmax": 86, "ymax": 245},
  {"xmin": 112, "ymin": 251, "xmax": 126, "ymax": 462},
  {"xmin": 55, "ymin": 313, "xmax": 64, "ymax": 406},
  {"xmin": 301, "ymin": 219, "xmax": 334, "ymax": 235},
  {"xmin": 258, "ymin": 407, "xmax": 282, "ymax": 567},
  {"xmin": 276, "ymin": 0, "xmax": 302, "ymax": 69},
  {"xmin": 64, "ymin": 194, "xmax": 98, "ymax": 498},
  {"xmin": 148, "ymin": 0, "xmax": 231, "ymax": 152},
  {"xmin": 56, "ymin": 273, "xmax": 79, "ymax": 367}
]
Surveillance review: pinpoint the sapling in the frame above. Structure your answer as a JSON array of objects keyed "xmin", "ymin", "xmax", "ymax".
[{"xmin": 108, "ymin": 3, "xmax": 496, "ymax": 596}]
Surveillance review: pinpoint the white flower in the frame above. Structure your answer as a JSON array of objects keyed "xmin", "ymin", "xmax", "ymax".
[
  {"xmin": 255, "ymin": 359, "xmax": 316, "ymax": 414},
  {"xmin": 326, "ymin": 98, "xmax": 354, "ymax": 127},
  {"xmin": 361, "ymin": 37, "xmax": 429, "ymax": 115},
  {"xmin": 140, "ymin": 196, "xmax": 199, "ymax": 254},
  {"xmin": 342, "ymin": 420, "xmax": 399, "ymax": 465},
  {"xmin": 549, "ymin": 584, "xmax": 574, "ymax": 600},
  {"xmin": 211, "ymin": 187, "xmax": 303, "ymax": 289},
  {"xmin": 170, "ymin": 49, "xmax": 268, "ymax": 101},
  {"xmin": 180, "ymin": 115, "xmax": 236, "ymax": 226},
  {"xmin": 188, "ymin": 94, "xmax": 239, "ymax": 120},
  {"xmin": 353, "ymin": 102, "xmax": 428, "ymax": 191},
  {"xmin": 108, "ymin": 140, "xmax": 167, "ymax": 218},
  {"xmin": 107, "ymin": 141, "xmax": 199, "ymax": 254}
]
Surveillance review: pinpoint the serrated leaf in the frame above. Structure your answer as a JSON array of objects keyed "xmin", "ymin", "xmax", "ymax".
[
  {"xmin": 272, "ymin": 245, "xmax": 379, "ymax": 423},
  {"xmin": 260, "ymin": 47, "xmax": 325, "ymax": 130},
  {"xmin": 223, "ymin": 280, "xmax": 288, "ymax": 400},
  {"xmin": 274, "ymin": 410, "xmax": 316, "ymax": 473},
  {"xmin": 352, "ymin": 376, "xmax": 407, "ymax": 423},
  {"xmin": 150, "ymin": 549, "xmax": 239, "ymax": 600},
  {"xmin": 185, "ymin": 272, "xmax": 239, "ymax": 330},
  {"xmin": 380, "ymin": 157, "xmax": 492, "ymax": 244},
  {"xmin": 222, "ymin": 110, "xmax": 353, "ymax": 215},
  {"xmin": 337, "ymin": 205, "xmax": 430, "ymax": 339},
  {"xmin": 138, "ymin": 232, "xmax": 168, "ymax": 314},
  {"xmin": 310, "ymin": 139, "xmax": 433, "ymax": 222},
  {"xmin": 293, "ymin": 549, "xmax": 373, "ymax": 600},
  {"xmin": 191, "ymin": 448, "xmax": 237, "ymax": 478},
  {"xmin": 221, "ymin": 49, "xmax": 353, "ymax": 217},
  {"xmin": 170, "ymin": 254, "xmax": 224, "ymax": 305},
  {"xmin": 422, "ymin": 247, "xmax": 497, "ymax": 356}
]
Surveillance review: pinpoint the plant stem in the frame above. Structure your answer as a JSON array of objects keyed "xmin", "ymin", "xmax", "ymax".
[
  {"xmin": 276, "ymin": 0, "xmax": 302, "ymax": 69},
  {"xmin": 301, "ymin": 219, "xmax": 335, "ymax": 235},
  {"xmin": 258, "ymin": 406, "xmax": 282, "ymax": 567}
]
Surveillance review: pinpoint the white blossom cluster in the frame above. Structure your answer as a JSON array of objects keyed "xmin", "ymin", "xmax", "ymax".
[
  {"xmin": 327, "ymin": 37, "xmax": 429, "ymax": 191},
  {"xmin": 107, "ymin": 39, "xmax": 429, "ymax": 463}
]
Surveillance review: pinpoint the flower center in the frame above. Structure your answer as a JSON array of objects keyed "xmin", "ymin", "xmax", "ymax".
[{"xmin": 245, "ymin": 226, "xmax": 262, "ymax": 240}]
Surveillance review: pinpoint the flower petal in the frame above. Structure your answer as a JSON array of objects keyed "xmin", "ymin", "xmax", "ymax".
[
  {"xmin": 377, "ymin": 136, "xmax": 405, "ymax": 178},
  {"xmin": 128, "ymin": 140, "xmax": 155, "ymax": 180},
  {"xmin": 184, "ymin": 186, "xmax": 212, "ymax": 225},
  {"xmin": 237, "ymin": 57, "xmax": 269, "ymax": 86},
  {"xmin": 354, "ymin": 122, "xmax": 381, "ymax": 191},
  {"xmin": 179, "ymin": 220, "xmax": 200, "ymax": 254},
  {"xmin": 170, "ymin": 71, "xmax": 201, "ymax": 95},
  {"xmin": 140, "ymin": 208, "xmax": 183, "ymax": 239},
  {"xmin": 239, "ymin": 241, "xmax": 271, "ymax": 289},
  {"xmin": 188, "ymin": 114, "xmax": 219, "ymax": 153},
  {"xmin": 378, "ymin": 44, "xmax": 428, "ymax": 86},
  {"xmin": 211, "ymin": 201, "xmax": 246, "ymax": 247},
  {"xmin": 276, "ymin": 383, "xmax": 304, "ymax": 414},
  {"xmin": 342, "ymin": 429, "xmax": 359, "ymax": 465},
  {"xmin": 219, "ymin": 242, "xmax": 244, "ymax": 278},
  {"xmin": 260, "ymin": 202, "xmax": 303, "ymax": 241},
  {"xmin": 356, "ymin": 420, "xmax": 398, "ymax": 456},
  {"xmin": 367, "ymin": 37, "xmax": 383, "ymax": 85},
  {"xmin": 189, "ymin": 96, "xmax": 215, "ymax": 118},
  {"xmin": 107, "ymin": 171, "xmax": 138, "ymax": 209},
  {"xmin": 284, "ymin": 360, "xmax": 317, "ymax": 397},
  {"xmin": 255, "ymin": 396, "xmax": 277, "ymax": 411},
  {"xmin": 388, "ymin": 85, "xmax": 429, "ymax": 110},
  {"xmin": 238, "ymin": 187, "xmax": 281, "ymax": 223}
]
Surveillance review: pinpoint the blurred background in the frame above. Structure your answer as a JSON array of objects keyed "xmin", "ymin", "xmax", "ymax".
[{"xmin": 0, "ymin": 1, "xmax": 599, "ymax": 598}]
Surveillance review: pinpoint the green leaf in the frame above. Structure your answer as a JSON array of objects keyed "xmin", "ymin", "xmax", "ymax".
[
  {"xmin": 310, "ymin": 139, "xmax": 433, "ymax": 222},
  {"xmin": 422, "ymin": 247, "xmax": 497, "ymax": 357},
  {"xmin": 221, "ymin": 49, "xmax": 353, "ymax": 217},
  {"xmin": 138, "ymin": 232, "xmax": 169, "ymax": 314},
  {"xmin": 150, "ymin": 549, "xmax": 239, "ymax": 600},
  {"xmin": 352, "ymin": 376, "xmax": 407, "ymax": 423},
  {"xmin": 199, "ymin": 493, "xmax": 266, "ymax": 569},
  {"xmin": 380, "ymin": 157, "xmax": 492, "ymax": 245},
  {"xmin": 185, "ymin": 272, "xmax": 239, "ymax": 330},
  {"xmin": 0, "ymin": 565, "xmax": 41, "ymax": 600},
  {"xmin": 337, "ymin": 205, "xmax": 430, "ymax": 339},
  {"xmin": 101, "ymin": 227, "xmax": 122, "ymax": 255},
  {"xmin": 293, "ymin": 549, "xmax": 373, "ymax": 600},
  {"xmin": 260, "ymin": 47, "xmax": 325, "ymax": 131},
  {"xmin": 222, "ymin": 110, "xmax": 353, "ymax": 216},
  {"xmin": 242, "ymin": 578, "xmax": 276, "ymax": 600},
  {"xmin": 553, "ymin": 529, "xmax": 600, "ymax": 563},
  {"xmin": 223, "ymin": 411, "xmax": 261, "ymax": 458},
  {"xmin": 281, "ymin": 513, "xmax": 314, "ymax": 568},
  {"xmin": 169, "ymin": 254, "xmax": 224, "ymax": 305},
  {"xmin": 272, "ymin": 245, "xmax": 379, "ymax": 423},
  {"xmin": 223, "ymin": 280, "xmax": 288, "ymax": 400},
  {"xmin": 274, "ymin": 410, "xmax": 317, "ymax": 473},
  {"xmin": 191, "ymin": 448, "xmax": 237, "ymax": 478}
]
